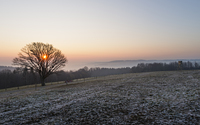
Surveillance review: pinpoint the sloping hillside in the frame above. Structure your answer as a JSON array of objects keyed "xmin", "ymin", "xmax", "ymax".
[{"xmin": 0, "ymin": 70, "xmax": 200, "ymax": 124}]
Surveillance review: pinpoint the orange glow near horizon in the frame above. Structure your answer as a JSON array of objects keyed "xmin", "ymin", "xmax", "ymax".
[{"xmin": 43, "ymin": 55, "xmax": 47, "ymax": 59}]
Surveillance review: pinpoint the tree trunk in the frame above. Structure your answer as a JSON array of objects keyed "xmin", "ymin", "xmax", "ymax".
[{"xmin": 41, "ymin": 77, "xmax": 45, "ymax": 86}]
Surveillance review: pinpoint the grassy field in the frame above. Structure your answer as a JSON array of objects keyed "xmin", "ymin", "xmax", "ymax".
[
  {"xmin": 0, "ymin": 76, "xmax": 103, "ymax": 92},
  {"xmin": 0, "ymin": 81, "xmax": 66, "ymax": 92},
  {"xmin": 0, "ymin": 70, "xmax": 200, "ymax": 124}
]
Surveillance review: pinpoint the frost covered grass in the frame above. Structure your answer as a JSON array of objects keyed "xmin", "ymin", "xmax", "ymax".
[{"xmin": 0, "ymin": 70, "xmax": 200, "ymax": 124}]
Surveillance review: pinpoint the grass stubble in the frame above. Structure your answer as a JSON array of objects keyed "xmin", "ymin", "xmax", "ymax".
[{"xmin": 0, "ymin": 70, "xmax": 200, "ymax": 124}]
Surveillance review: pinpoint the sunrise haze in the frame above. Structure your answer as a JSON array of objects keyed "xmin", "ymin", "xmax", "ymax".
[{"xmin": 0, "ymin": 0, "xmax": 200, "ymax": 70}]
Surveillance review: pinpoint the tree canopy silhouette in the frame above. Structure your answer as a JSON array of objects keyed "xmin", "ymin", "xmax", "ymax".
[{"xmin": 13, "ymin": 42, "xmax": 67, "ymax": 86}]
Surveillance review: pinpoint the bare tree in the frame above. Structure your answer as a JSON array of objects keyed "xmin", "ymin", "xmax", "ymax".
[{"xmin": 13, "ymin": 42, "xmax": 67, "ymax": 86}]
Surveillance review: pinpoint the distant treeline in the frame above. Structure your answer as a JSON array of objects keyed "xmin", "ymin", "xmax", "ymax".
[
  {"xmin": 0, "ymin": 66, "xmax": 15, "ymax": 71},
  {"xmin": 0, "ymin": 61, "xmax": 200, "ymax": 89},
  {"xmin": 131, "ymin": 61, "xmax": 200, "ymax": 73}
]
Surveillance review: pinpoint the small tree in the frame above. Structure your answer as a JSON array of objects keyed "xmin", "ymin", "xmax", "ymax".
[{"xmin": 13, "ymin": 42, "xmax": 67, "ymax": 86}]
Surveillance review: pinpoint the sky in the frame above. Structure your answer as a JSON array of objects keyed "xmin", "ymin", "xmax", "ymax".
[{"xmin": 0, "ymin": 0, "xmax": 200, "ymax": 70}]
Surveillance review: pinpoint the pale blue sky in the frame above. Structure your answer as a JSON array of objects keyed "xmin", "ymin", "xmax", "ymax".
[{"xmin": 0, "ymin": 0, "xmax": 200, "ymax": 70}]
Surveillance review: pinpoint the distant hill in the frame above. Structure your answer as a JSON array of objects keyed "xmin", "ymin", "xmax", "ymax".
[
  {"xmin": 0, "ymin": 66, "xmax": 16, "ymax": 71},
  {"xmin": 89, "ymin": 59, "xmax": 200, "ymax": 69}
]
